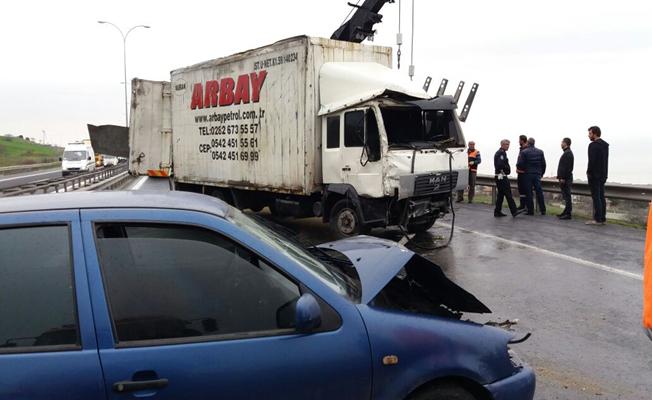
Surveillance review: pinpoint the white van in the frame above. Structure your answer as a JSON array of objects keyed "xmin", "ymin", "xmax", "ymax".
[{"xmin": 61, "ymin": 143, "xmax": 96, "ymax": 176}]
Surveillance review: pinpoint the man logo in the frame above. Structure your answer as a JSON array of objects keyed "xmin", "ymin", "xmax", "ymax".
[{"xmin": 428, "ymin": 175, "xmax": 449, "ymax": 191}]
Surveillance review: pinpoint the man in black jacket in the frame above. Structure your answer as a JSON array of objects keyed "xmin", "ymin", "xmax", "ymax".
[
  {"xmin": 516, "ymin": 135, "xmax": 528, "ymax": 210},
  {"xmin": 516, "ymin": 137, "xmax": 547, "ymax": 215},
  {"xmin": 493, "ymin": 139, "xmax": 523, "ymax": 217},
  {"xmin": 586, "ymin": 126, "xmax": 609, "ymax": 225},
  {"xmin": 556, "ymin": 137, "xmax": 574, "ymax": 219}
]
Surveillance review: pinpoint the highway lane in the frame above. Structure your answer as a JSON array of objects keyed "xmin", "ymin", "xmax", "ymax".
[{"xmin": 0, "ymin": 169, "xmax": 61, "ymax": 190}]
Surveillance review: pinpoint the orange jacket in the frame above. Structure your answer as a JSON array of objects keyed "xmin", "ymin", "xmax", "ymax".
[
  {"xmin": 468, "ymin": 149, "xmax": 480, "ymax": 172},
  {"xmin": 644, "ymin": 202, "xmax": 652, "ymax": 330}
]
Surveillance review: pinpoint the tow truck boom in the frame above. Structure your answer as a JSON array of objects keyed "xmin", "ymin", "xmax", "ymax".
[{"xmin": 331, "ymin": 0, "xmax": 394, "ymax": 43}]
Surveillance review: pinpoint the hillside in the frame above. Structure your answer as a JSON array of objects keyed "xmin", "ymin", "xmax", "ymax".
[{"xmin": 0, "ymin": 135, "xmax": 63, "ymax": 167}]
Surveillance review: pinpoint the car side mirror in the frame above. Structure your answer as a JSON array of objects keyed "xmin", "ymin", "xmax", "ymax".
[
  {"xmin": 295, "ymin": 293, "xmax": 321, "ymax": 333},
  {"xmin": 58, "ymin": 157, "xmax": 62, "ymax": 161}
]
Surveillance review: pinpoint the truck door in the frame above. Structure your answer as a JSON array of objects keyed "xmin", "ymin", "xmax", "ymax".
[
  {"xmin": 340, "ymin": 108, "xmax": 383, "ymax": 197},
  {"xmin": 322, "ymin": 108, "xmax": 384, "ymax": 197},
  {"xmin": 130, "ymin": 79, "xmax": 173, "ymax": 176}
]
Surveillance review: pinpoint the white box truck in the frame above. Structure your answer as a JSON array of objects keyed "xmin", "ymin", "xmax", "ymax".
[{"xmin": 130, "ymin": 36, "xmax": 469, "ymax": 236}]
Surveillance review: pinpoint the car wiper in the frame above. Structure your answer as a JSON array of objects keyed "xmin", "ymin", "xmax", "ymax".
[{"xmin": 307, "ymin": 246, "xmax": 353, "ymax": 266}]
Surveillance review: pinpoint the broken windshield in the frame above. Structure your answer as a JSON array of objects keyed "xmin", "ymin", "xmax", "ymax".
[{"xmin": 381, "ymin": 106, "xmax": 464, "ymax": 149}]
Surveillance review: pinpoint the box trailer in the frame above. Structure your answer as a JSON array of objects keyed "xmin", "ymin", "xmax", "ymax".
[{"xmin": 130, "ymin": 36, "xmax": 469, "ymax": 236}]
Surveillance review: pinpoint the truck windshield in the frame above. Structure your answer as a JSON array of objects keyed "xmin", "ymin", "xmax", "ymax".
[
  {"xmin": 226, "ymin": 208, "xmax": 358, "ymax": 301},
  {"xmin": 63, "ymin": 150, "xmax": 87, "ymax": 161},
  {"xmin": 381, "ymin": 106, "xmax": 463, "ymax": 148}
]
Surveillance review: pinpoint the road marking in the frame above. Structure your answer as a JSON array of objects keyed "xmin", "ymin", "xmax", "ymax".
[
  {"xmin": 130, "ymin": 176, "xmax": 148, "ymax": 191},
  {"xmin": 0, "ymin": 169, "xmax": 59, "ymax": 183},
  {"xmin": 436, "ymin": 222, "xmax": 643, "ymax": 281}
]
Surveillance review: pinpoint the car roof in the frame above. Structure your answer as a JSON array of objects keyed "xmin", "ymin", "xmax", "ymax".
[{"xmin": 0, "ymin": 191, "xmax": 229, "ymax": 217}]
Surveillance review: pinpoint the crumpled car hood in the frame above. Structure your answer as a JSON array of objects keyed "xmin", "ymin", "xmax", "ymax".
[{"xmin": 318, "ymin": 235, "xmax": 490, "ymax": 313}]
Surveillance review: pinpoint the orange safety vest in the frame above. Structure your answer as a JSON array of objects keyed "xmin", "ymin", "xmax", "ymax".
[
  {"xmin": 468, "ymin": 149, "xmax": 480, "ymax": 172},
  {"xmin": 644, "ymin": 202, "xmax": 652, "ymax": 330}
]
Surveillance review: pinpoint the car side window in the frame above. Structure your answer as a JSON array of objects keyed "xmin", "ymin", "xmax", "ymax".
[
  {"xmin": 0, "ymin": 225, "xmax": 79, "ymax": 352},
  {"xmin": 94, "ymin": 223, "xmax": 301, "ymax": 344}
]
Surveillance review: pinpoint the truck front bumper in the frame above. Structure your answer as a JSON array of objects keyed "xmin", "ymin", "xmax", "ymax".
[{"xmin": 484, "ymin": 366, "xmax": 536, "ymax": 400}]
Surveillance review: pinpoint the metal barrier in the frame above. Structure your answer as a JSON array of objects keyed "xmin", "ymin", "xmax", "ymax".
[
  {"xmin": 0, "ymin": 164, "xmax": 129, "ymax": 197},
  {"xmin": 0, "ymin": 162, "xmax": 60, "ymax": 176},
  {"xmin": 475, "ymin": 174, "xmax": 652, "ymax": 203}
]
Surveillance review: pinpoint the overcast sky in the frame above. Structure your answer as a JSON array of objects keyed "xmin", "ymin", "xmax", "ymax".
[{"xmin": 1, "ymin": 0, "xmax": 650, "ymax": 183}]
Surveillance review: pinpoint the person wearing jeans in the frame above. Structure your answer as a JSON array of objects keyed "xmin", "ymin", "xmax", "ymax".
[{"xmin": 586, "ymin": 126, "xmax": 609, "ymax": 225}]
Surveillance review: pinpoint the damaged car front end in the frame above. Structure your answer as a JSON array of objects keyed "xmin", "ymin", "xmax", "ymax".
[{"xmin": 316, "ymin": 236, "xmax": 536, "ymax": 400}]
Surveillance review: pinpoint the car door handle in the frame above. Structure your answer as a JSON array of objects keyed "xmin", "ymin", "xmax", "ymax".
[{"xmin": 113, "ymin": 378, "xmax": 169, "ymax": 393}]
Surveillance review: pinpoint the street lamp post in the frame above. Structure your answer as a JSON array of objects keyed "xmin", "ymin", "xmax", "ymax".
[{"xmin": 98, "ymin": 21, "xmax": 150, "ymax": 128}]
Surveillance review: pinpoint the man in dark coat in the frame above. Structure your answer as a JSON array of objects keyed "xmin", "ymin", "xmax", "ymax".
[
  {"xmin": 586, "ymin": 126, "xmax": 609, "ymax": 225},
  {"xmin": 493, "ymin": 139, "xmax": 523, "ymax": 217},
  {"xmin": 516, "ymin": 137, "xmax": 547, "ymax": 215},
  {"xmin": 516, "ymin": 135, "xmax": 528, "ymax": 210},
  {"xmin": 556, "ymin": 137, "xmax": 574, "ymax": 219}
]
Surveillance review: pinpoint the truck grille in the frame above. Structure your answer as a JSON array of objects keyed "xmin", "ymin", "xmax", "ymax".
[{"xmin": 414, "ymin": 172, "xmax": 458, "ymax": 196}]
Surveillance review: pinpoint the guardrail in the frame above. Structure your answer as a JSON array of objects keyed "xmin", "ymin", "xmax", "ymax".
[
  {"xmin": 475, "ymin": 174, "xmax": 652, "ymax": 203},
  {"xmin": 0, "ymin": 164, "xmax": 129, "ymax": 197},
  {"xmin": 0, "ymin": 162, "xmax": 60, "ymax": 176}
]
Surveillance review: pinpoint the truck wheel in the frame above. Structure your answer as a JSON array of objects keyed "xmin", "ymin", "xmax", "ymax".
[
  {"xmin": 408, "ymin": 384, "xmax": 477, "ymax": 400},
  {"xmin": 330, "ymin": 199, "xmax": 368, "ymax": 237},
  {"xmin": 406, "ymin": 217, "xmax": 436, "ymax": 234}
]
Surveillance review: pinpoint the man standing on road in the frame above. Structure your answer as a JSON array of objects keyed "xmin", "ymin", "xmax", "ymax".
[
  {"xmin": 586, "ymin": 126, "xmax": 609, "ymax": 225},
  {"xmin": 517, "ymin": 137, "xmax": 547, "ymax": 215},
  {"xmin": 516, "ymin": 135, "xmax": 528, "ymax": 210},
  {"xmin": 493, "ymin": 139, "xmax": 523, "ymax": 217},
  {"xmin": 556, "ymin": 137, "xmax": 574, "ymax": 219},
  {"xmin": 457, "ymin": 141, "xmax": 481, "ymax": 204}
]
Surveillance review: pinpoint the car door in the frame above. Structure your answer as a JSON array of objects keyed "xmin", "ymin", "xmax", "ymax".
[
  {"xmin": 0, "ymin": 210, "xmax": 105, "ymax": 400},
  {"xmin": 80, "ymin": 208, "xmax": 372, "ymax": 400}
]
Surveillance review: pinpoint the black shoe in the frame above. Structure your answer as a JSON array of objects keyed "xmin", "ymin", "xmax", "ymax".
[
  {"xmin": 556, "ymin": 213, "xmax": 565, "ymax": 218},
  {"xmin": 456, "ymin": 198, "xmax": 463, "ymax": 203},
  {"xmin": 541, "ymin": 211, "xmax": 546, "ymax": 216},
  {"xmin": 526, "ymin": 211, "xmax": 534, "ymax": 215},
  {"xmin": 494, "ymin": 212, "xmax": 507, "ymax": 217},
  {"xmin": 559, "ymin": 215, "xmax": 571, "ymax": 220},
  {"xmin": 513, "ymin": 209, "xmax": 526, "ymax": 217},
  {"xmin": 517, "ymin": 205, "xmax": 525, "ymax": 210}
]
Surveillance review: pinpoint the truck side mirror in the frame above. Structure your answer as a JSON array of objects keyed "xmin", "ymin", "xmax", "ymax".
[{"xmin": 365, "ymin": 110, "xmax": 381, "ymax": 162}]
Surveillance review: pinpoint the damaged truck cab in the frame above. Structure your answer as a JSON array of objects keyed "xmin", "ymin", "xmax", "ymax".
[{"xmin": 129, "ymin": 36, "xmax": 469, "ymax": 237}]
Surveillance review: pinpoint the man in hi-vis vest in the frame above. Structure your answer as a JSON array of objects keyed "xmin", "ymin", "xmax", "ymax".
[
  {"xmin": 457, "ymin": 141, "xmax": 481, "ymax": 204},
  {"xmin": 644, "ymin": 202, "xmax": 652, "ymax": 340}
]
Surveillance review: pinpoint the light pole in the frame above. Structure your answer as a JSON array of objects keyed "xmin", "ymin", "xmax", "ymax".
[{"xmin": 98, "ymin": 21, "xmax": 150, "ymax": 128}]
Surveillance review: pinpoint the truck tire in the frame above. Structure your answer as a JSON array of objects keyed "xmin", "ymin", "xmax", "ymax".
[
  {"xmin": 408, "ymin": 384, "xmax": 477, "ymax": 400},
  {"xmin": 330, "ymin": 199, "xmax": 368, "ymax": 237},
  {"xmin": 406, "ymin": 216, "xmax": 436, "ymax": 234}
]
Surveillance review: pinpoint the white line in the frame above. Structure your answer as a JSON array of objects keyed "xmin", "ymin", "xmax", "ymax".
[
  {"xmin": 436, "ymin": 222, "xmax": 643, "ymax": 281},
  {"xmin": 130, "ymin": 176, "xmax": 148, "ymax": 191},
  {"xmin": 0, "ymin": 169, "xmax": 58, "ymax": 182}
]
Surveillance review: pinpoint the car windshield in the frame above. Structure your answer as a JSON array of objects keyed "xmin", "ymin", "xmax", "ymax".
[
  {"xmin": 381, "ymin": 106, "xmax": 464, "ymax": 149},
  {"xmin": 63, "ymin": 150, "xmax": 87, "ymax": 161},
  {"xmin": 227, "ymin": 208, "xmax": 360, "ymax": 301}
]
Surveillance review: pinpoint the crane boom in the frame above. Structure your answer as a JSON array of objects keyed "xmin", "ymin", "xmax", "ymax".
[{"xmin": 331, "ymin": 0, "xmax": 394, "ymax": 43}]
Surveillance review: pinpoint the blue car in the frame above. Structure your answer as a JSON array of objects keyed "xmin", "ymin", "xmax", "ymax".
[{"xmin": 0, "ymin": 191, "xmax": 535, "ymax": 400}]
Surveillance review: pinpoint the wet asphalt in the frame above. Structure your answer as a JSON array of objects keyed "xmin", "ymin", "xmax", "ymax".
[{"xmin": 265, "ymin": 203, "xmax": 650, "ymax": 400}]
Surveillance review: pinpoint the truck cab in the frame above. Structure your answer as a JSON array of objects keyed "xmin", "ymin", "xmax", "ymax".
[{"xmin": 318, "ymin": 62, "xmax": 467, "ymax": 235}]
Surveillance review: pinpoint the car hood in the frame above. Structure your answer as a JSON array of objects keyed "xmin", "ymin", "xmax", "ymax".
[{"xmin": 318, "ymin": 235, "xmax": 490, "ymax": 313}]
